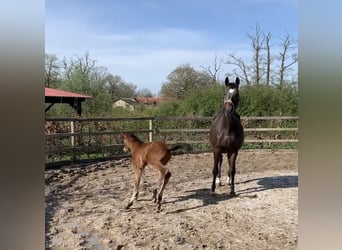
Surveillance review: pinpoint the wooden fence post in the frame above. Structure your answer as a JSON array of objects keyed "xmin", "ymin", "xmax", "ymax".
[
  {"xmin": 149, "ymin": 118, "xmax": 153, "ymax": 142},
  {"xmin": 70, "ymin": 120, "xmax": 76, "ymax": 162}
]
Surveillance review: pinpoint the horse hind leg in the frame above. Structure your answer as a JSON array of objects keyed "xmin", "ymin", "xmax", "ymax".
[
  {"xmin": 154, "ymin": 166, "xmax": 171, "ymax": 211},
  {"xmin": 157, "ymin": 171, "xmax": 171, "ymax": 211}
]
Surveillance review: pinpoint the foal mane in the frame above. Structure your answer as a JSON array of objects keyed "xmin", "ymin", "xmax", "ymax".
[{"xmin": 125, "ymin": 132, "xmax": 143, "ymax": 143}]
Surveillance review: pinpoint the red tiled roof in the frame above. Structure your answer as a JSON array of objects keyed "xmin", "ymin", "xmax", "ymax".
[
  {"xmin": 134, "ymin": 97, "xmax": 165, "ymax": 104},
  {"xmin": 45, "ymin": 87, "xmax": 92, "ymax": 98}
]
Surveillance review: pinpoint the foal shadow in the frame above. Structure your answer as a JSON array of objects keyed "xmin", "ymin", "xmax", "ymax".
[{"xmin": 166, "ymin": 188, "xmax": 234, "ymax": 214}]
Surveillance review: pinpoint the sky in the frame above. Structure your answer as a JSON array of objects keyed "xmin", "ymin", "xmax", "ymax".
[{"xmin": 45, "ymin": 0, "xmax": 298, "ymax": 95}]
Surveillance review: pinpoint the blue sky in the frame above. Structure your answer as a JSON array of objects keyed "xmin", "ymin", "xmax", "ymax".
[{"xmin": 45, "ymin": 0, "xmax": 298, "ymax": 95}]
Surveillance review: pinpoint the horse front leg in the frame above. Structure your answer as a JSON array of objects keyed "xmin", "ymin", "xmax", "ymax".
[
  {"xmin": 227, "ymin": 151, "xmax": 238, "ymax": 196},
  {"xmin": 215, "ymin": 153, "xmax": 223, "ymax": 186},
  {"xmin": 125, "ymin": 167, "xmax": 142, "ymax": 209},
  {"xmin": 211, "ymin": 149, "xmax": 221, "ymax": 192}
]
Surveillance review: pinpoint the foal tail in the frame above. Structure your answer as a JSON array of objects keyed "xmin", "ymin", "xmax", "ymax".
[
  {"xmin": 169, "ymin": 145, "xmax": 182, "ymax": 152},
  {"xmin": 168, "ymin": 143, "xmax": 192, "ymax": 154}
]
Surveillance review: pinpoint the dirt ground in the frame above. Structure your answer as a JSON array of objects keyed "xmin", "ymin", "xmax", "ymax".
[{"xmin": 45, "ymin": 149, "xmax": 298, "ymax": 250}]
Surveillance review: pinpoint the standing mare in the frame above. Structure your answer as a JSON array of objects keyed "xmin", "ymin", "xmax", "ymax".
[
  {"xmin": 123, "ymin": 132, "xmax": 178, "ymax": 211},
  {"xmin": 209, "ymin": 76, "xmax": 244, "ymax": 195}
]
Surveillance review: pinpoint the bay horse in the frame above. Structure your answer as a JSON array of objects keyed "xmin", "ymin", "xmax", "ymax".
[
  {"xmin": 209, "ymin": 76, "xmax": 244, "ymax": 195},
  {"xmin": 122, "ymin": 132, "xmax": 179, "ymax": 211}
]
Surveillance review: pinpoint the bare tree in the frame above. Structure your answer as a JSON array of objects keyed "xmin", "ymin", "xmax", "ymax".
[
  {"xmin": 200, "ymin": 53, "xmax": 222, "ymax": 83},
  {"xmin": 248, "ymin": 23, "xmax": 266, "ymax": 85},
  {"xmin": 224, "ymin": 23, "xmax": 297, "ymax": 86},
  {"xmin": 225, "ymin": 53, "xmax": 251, "ymax": 85},
  {"xmin": 265, "ymin": 32, "xmax": 272, "ymax": 86},
  {"xmin": 61, "ymin": 52, "xmax": 96, "ymax": 83},
  {"xmin": 225, "ymin": 23, "xmax": 266, "ymax": 85},
  {"xmin": 278, "ymin": 34, "xmax": 298, "ymax": 85},
  {"xmin": 45, "ymin": 54, "xmax": 61, "ymax": 87}
]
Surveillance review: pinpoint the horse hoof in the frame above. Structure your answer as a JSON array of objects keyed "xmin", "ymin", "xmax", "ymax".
[
  {"xmin": 215, "ymin": 178, "xmax": 221, "ymax": 186},
  {"xmin": 125, "ymin": 201, "xmax": 133, "ymax": 209},
  {"xmin": 152, "ymin": 189, "xmax": 157, "ymax": 203},
  {"xmin": 230, "ymin": 192, "xmax": 236, "ymax": 197},
  {"xmin": 157, "ymin": 203, "xmax": 162, "ymax": 211}
]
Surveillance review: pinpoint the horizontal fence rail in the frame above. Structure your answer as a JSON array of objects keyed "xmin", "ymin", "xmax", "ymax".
[{"xmin": 45, "ymin": 116, "xmax": 298, "ymax": 167}]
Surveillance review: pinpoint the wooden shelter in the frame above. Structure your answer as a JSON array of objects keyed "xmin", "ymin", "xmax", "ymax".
[{"xmin": 45, "ymin": 87, "xmax": 92, "ymax": 116}]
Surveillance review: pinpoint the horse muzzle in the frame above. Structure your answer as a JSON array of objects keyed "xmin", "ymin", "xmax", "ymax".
[{"xmin": 224, "ymin": 100, "xmax": 234, "ymax": 113}]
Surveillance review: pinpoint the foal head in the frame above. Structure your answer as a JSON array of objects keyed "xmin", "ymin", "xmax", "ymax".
[
  {"xmin": 122, "ymin": 132, "xmax": 143, "ymax": 153},
  {"xmin": 223, "ymin": 76, "xmax": 240, "ymax": 115}
]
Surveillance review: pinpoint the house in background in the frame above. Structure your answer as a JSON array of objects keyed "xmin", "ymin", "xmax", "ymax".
[
  {"xmin": 113, "ymin": 97, "xmax": 167, "ymax": 111},
  {"xmin": 112, "ymin": 98, "xmax": 137, "ymax": 111}
]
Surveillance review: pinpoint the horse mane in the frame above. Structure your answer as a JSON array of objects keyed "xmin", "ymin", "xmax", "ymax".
[{"xmin": 126, "ymin": 132, "xmax": 143, "ymax": 143}]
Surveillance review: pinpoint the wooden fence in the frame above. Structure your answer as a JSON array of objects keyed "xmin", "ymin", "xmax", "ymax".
[{"xmin": 45, "ymin": 116, "xmax": 298, "ymax": 167}]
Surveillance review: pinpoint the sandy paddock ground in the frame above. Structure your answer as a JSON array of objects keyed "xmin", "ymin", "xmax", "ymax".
[{"xmin": 45, "ymin": 149, "xmax": 298, "ymax": 250}]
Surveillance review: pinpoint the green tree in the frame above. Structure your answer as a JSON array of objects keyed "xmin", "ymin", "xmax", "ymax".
[
  {"xmin": 239, "ymin": 84, "xmax": 298, "ymax": 116},
  {"xmin": 57, "ymin": 53, "xmax": 112, "ymax": 116},
  {"xmin": 105, "ymin": 74, "xmax": 137, "ymax": 101},
  {"xmin": 177, "ymin": 84, "xmax": 224, "ymax": 116},
  {"xmin": 160, "ymin": 63, "xmax": 215, "ymax": 99}
]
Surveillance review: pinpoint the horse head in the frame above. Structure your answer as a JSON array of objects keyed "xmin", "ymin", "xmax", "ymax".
[{"xmin": 223, "ymin": 76, "xmax": 240, "ymax": 115}]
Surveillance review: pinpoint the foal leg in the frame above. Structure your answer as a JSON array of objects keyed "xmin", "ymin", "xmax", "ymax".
[
  {"xmin": 125, "ymin": 167, "xmax": 142, "ymax": 209},
  {"xmin": 211, "ymin": 149, "xmax": 221, "ymax": 192},
  {"xmin": 153, "ymin": 164, "xmax": 171, "ymax": 210},
  {"xmin": 227, "ymin": 151, "xmax": 238, "ymax": 196}
]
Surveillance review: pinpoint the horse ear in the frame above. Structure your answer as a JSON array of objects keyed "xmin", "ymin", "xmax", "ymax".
[
  {"xmin": 225, "ymin": 77, "xmax": 230, "ymax": 87},
  {"xmin": 235, "ymin": 77, "xmax": 240, "ymax": 86}
]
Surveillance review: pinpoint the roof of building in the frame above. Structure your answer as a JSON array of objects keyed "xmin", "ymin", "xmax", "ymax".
[
  {"xmin": 45, "ymin": 87, "xmax": 92, "ymax": 99},
  {"xmin": 134, "ymin": 97, "xmax": 165, "ymax": 104},
  {"xmin": 114, "ymin": 98, "xmax": 138, "ymax": 106},
  {"xmin": 45, "ymin": 87, "xmax": 92, "ymax": 115}
]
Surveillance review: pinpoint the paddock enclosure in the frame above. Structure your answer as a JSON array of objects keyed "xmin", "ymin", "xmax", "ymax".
[
  {"xmin": 45, "ymin": 116, "xmax": 298, "ymax": 166},
  {"xmin": 45, "ymin": 149, "xmax": 298, "ymax": 250}
]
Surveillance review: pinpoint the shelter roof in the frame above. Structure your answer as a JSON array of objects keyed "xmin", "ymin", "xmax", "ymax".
[
  {"xmin": 45, "ymin": 87, "xmax": 92, "ymax": 116},
  {"xmin": 45, "ymin": 87, "xmax": 92, "ymax": 99}
]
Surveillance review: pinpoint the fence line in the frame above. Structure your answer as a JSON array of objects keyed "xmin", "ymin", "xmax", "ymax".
[{"xmin": 45, "ymin": 116, "xmax": 298, "ymax": 167}]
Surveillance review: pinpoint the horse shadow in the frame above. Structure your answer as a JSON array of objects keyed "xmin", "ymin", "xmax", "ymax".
[
  {"xmin": 237, "ymin": 175, "xmax": 298, "ymax": 195},
  {"xmin": 166, "ymin": 175, "xmax": 298, "ymax": 214}
]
